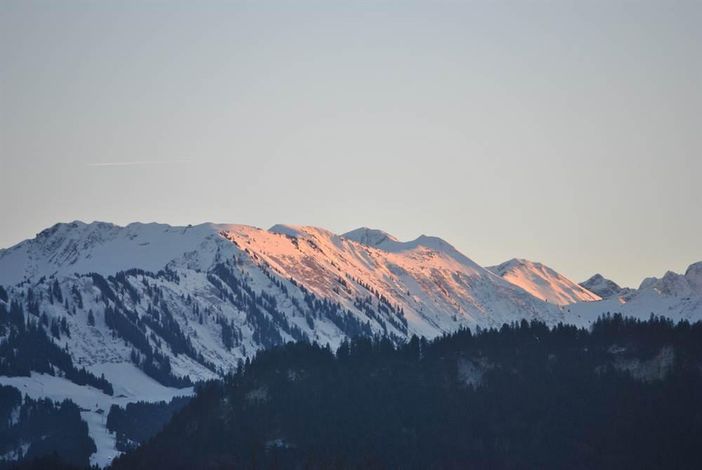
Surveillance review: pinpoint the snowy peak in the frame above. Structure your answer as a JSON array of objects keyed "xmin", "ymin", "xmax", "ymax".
[
  {"xmin": 341, "ymin": 228, "xmax": 450, "ymax": 254},
  {"xmin": 0, "ymin": 221, "xmax": 233, "ymax": 286},
  {"xmin": 685, "ymin": 262, "xmax": 702, "ymax": 291},
  {"xmin": 342, "ymin": 227, "xmax": 399, "ymax": 247},
  {"xmin": 342, "ymin": 228, "xmax": 483, "ymax": 271},
  {"xmin": 220, "ymin": 224, "xmax": 560, "ymax": 337},
  {"xmin": 638, "ymin": 262, "xmax": 702, "ymax": 297},
  {"xmin": 488, "ymin": 258, "xmax": 601, "ymax": 305},
  {"xmin": 568, "ymin": 262, "xmax": 702, "ymax": 329},
  {"xmin": 268, "ymin": 224, "xmax": 306, "ymax": 238},
  {"xmin": 579, "ymin": 274, "xmax": 628, "ymax": 299}
]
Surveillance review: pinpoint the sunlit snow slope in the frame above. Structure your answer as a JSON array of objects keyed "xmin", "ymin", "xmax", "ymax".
[{"xmin": 488, "ymin": 258, "xmax": 601, "ymax": 305}]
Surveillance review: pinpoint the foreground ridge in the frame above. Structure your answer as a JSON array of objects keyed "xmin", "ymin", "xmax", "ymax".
[{"xmin": 112, "ymin": 315, "xmax": 702, "ymax": 470}]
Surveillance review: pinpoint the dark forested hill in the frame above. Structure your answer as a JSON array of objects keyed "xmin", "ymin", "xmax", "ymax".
[
  {"xmin": 111, "ymin": 315, "xmax": 702, "ymax": 470},
  {"xmin": 0, "ymin": 386, "xmax": 95, "ymax": 469}
]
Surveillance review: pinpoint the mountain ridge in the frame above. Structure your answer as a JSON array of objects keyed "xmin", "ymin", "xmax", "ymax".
[
  {"xmin": 488, "ymin": 258, "xmax": 601, "ymax": 305},
  {"xmin": 1, "ymin": 220, "xmax": 701, "ymax": 466}
]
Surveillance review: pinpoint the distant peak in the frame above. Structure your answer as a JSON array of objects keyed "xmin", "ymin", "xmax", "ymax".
[
  {"xmin": 269, "ymin": 224, "xmax": 306, "ymax": 238},
  {"xmin": 341, "ymin": 227, "xmax": 399, "ymax": 246},
  {"xmin": 489, "ymin": 258, "xmax": 551, "ymax": 276},
  {"xmin": 268, "ymin": 224, "xmax": 337, "ymax": 240},
  {"xmin": 342, "ymin": 229, "xmax": 481, "ymax": 271},
  {"xmin": 580, "ymin": 273, "xmax": 619, "ymax": 288},
  {"xmin": 35, "ymin": 220, "xmax": 115, "ymax": 239},
  {"xmin": 580, "ymin": 274, "xmax": 626, "ymax": 299},
  {"xmin": 411, "ymin": 234, "xmax": 459, "ymax": 254},
  {"xmin": 686, "ymin": 262, "xmax": 702, "ymax": 290},
  {"xmin": 685, "ymin": 261, "xmax": 702, "ymax": 277},
  {"xmin": 510, "ymin": 258, "xmax": 541, "ymax": 266},
  {"xmin": 638, "ymin": 262, "xmax": 702, "ymax": 294},
  {"xmin": 343, "ymin": 228, "xmax": 455, "ymax": 255},
  {"xmin": 584, "ymin": 273, "xmax": 605, "ymax": 282},
  {"xmin": 488, "ymin": 258, "xmax": 601, "ymax": 305}
]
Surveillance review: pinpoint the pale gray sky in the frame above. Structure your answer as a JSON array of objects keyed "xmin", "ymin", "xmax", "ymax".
[{"xmin": 1, "ymin": 0, "xmax": 700, "ymax": 287}]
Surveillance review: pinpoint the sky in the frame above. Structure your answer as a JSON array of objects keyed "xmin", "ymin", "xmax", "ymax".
[{"xmin": 1, "ymin": 0, "xmax": 700, "ymax": 288}]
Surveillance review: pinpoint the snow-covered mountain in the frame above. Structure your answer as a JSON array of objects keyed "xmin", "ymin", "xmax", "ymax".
[
  {"xmin": 566, "ymin": 262, "xmax": 702, "ymax": 327},
  {"xmin": 0, "ymin": 221, "xmax": 564, "ymax": 465},
  {"xmin": 488, "ymin": 258, "xmax": 601, "ymax": 305},
  {"xmin": 639, "ymin": 262, "xmax": 702, "ymax": 296},
  {"xmin": 579, "ymin": 274, "xmax": 632, "ymax": 299},
  {"xmin": 0, "ymin": 220, "xmax": 700, "ymax": 466},
  {"xmin": 222, "ymin": 223, "xmax": 563, "ymax": 337},
  {"xmin": 0, "ymin": 221, "xmax": 569, "ymax": 379}
]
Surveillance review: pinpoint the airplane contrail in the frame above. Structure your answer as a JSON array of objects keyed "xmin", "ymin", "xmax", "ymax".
[{"xmin": 87, "ymin": 160, "xmax": 193, "ymax": 167}]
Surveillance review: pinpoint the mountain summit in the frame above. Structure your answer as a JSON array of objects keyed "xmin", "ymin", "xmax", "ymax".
[
  {"xmin": 488, "ymin": 258, "xmax": 601, "ymax": 305},
  {"xmin": 341, "ymin": 227, "xmax": 399, "ymax": 247},
  {"xmin": 579, "ymin": 274, "xmax": 630, "ymax": 299}
]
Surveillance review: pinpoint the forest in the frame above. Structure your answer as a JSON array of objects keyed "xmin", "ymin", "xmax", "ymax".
[
  {"xmin": 107, "ymin": 314, "xmax": 702, "ymax": 470},
  {"xmin": 0, "ymin": 386, "xmax": 95, "ymax": 469}
]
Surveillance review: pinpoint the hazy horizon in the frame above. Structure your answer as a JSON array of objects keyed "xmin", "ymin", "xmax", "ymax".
[{"xmin": 2, "ymin": 0, "xmax": 700, "ymax": 288}]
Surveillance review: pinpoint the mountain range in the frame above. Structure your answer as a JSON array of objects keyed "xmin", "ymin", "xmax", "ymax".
[{"xmin": 0, "ymin": 220, "xmax": 700, "ymax": 466}]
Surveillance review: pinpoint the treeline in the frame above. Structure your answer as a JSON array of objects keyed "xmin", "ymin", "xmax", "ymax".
[
  {"xmin": 92, "ymin": 271, "xmax": 198, "ymax": 388},
  {"xmin": 208, "ymin": 263, "xmax": 307, "ymax": 348},
  {"xmin": 0, "ymin": 301, "xmax": 113, "ymax": 395},
  {"xmin": 104, "ymin": 304, "xmax": 191, "ymax": 388},
  {"xmin": 113, "ymin": 314, "xmax": 702, "ymax": 470},
  {"xmin": 209, "ymin": 262, "xmax": 377, "ymax": 350}
]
